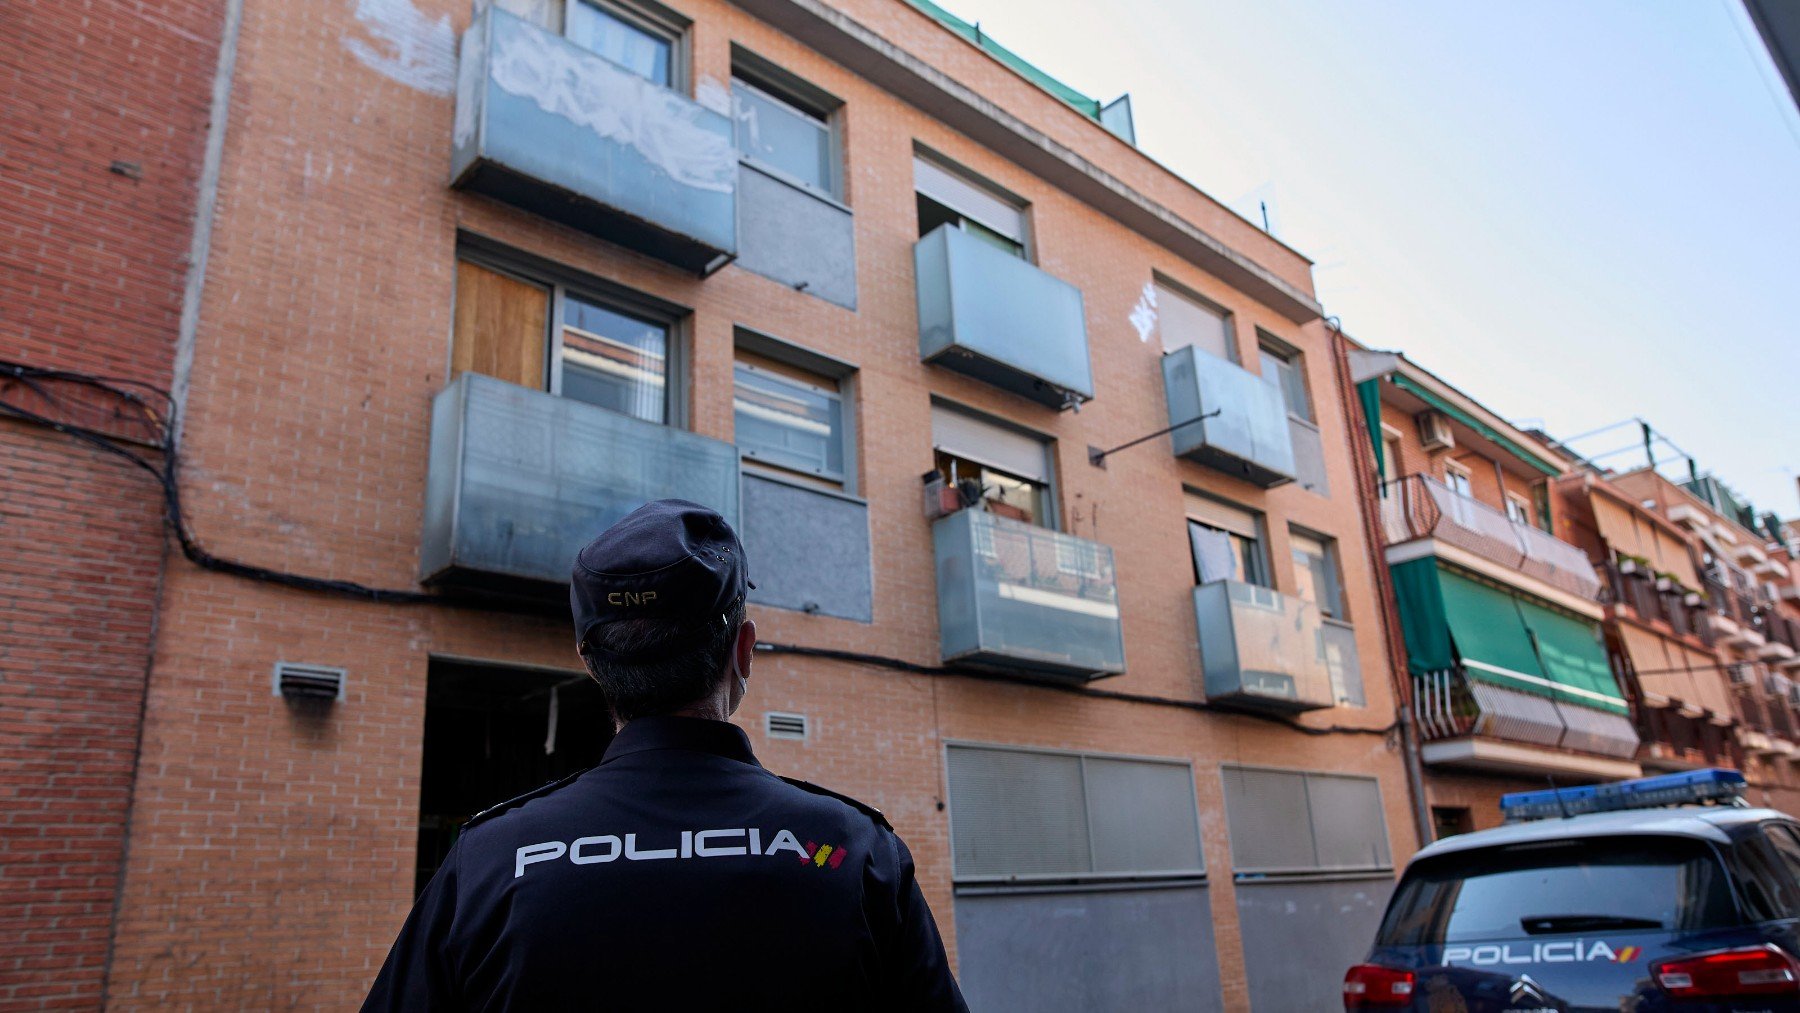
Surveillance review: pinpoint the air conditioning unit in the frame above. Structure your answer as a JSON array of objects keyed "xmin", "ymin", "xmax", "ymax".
[
  {"xmin": 1417, "ymin": 410, "xmax": 1455, "ymax": 452},
  {"xmin": 1729, "ymin": 662, "xmax": 1754, "ymax": 685}
]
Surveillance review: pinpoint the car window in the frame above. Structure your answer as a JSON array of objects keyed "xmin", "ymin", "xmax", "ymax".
[
  {"xmin": 1731, "ymin": 825, "xmax": 1800, "ymax": 921},
  {"xmin": 1379, "ymin": 836, "xmax": 1735, "ymax": 945}
]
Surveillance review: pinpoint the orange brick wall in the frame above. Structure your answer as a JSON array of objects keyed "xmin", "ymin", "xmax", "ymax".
[
  {"xmin": 106, "ymin": 0, "xmax": 1418, "ymax": 1007},
  {"xmin": 0, "ymin": 0, "xmax": 223, "ymax": 1006},
  {"xmin": 1379, "ymin": 403, "xmax": 1546, "ymax": 527}
]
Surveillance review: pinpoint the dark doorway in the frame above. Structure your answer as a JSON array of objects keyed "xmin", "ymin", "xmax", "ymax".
[
  {"xmin": 416, "ymin": 660, "xmax": 614, "ymax": 894},
  {"xmin": 1431, "ymin": 805, "xmax": 1474, "ymax": 840}
]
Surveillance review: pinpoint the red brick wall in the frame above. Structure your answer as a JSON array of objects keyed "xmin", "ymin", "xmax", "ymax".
[{"xmin": 0, "ymin": 0, "xmax": 224, "ymax": 1005}]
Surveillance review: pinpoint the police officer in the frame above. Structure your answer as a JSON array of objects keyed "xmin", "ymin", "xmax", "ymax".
[{"xmin": 364, "ymin": 499, "xmax": 968, "ymax": 1010}]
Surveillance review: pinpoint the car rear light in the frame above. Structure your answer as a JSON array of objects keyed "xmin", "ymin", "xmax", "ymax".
[
  {"xmin": 1344, "ymin": 963, "xmax": 1415, "ymax": 1008},
  {"xmin": 1653, "ymin": 945, "xmax": 1800, "ymax": 1000}
]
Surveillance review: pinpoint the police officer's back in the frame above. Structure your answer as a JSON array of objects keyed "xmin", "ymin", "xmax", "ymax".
[{"xmin": 363, "ymin": 500, "xmax": 967, "ymax": 1010}]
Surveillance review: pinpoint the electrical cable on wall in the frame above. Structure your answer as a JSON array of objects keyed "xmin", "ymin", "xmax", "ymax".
[
  {"xmin": 1, "ymin": 358, "xmax": 436, "ymax": 603},
  {"xmin": 5, "ymin": 357, "xmax": 1404, "ymax": 740}
]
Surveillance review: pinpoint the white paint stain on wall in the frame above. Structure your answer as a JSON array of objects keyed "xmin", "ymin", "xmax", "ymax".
[
  {"xmin": 343, "ymin": 0, "xmax": 456, "ymax": 96},
  {"xmin": 1129, "ymin": 281, "xmax": 1158, "ymax": 343},
  {"xmin": 487, "ymin": 17, "xmax": 734, "ymax": 193}
]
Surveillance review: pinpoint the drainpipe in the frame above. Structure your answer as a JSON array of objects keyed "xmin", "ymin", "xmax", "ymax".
[{"xmin": 1327, "ymin": 321, "xmax": 1433, "ymax": 848}]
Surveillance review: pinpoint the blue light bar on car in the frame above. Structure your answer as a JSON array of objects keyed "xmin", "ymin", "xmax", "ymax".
[{"xmin": 1500, "ymin": 768, "xmax": 1747, "ymax": 822}]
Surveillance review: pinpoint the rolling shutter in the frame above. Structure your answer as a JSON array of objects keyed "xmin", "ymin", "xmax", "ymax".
[
  {"xmin": 931, "ymin": 404, "xmax": 1050, "ymax": 482},
  {"xmin": 914, "ymin": 156, "xmax": 1026, "ymax": 243}
]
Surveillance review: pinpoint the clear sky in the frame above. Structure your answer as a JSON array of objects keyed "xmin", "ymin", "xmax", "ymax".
[{"xmin": 933, "ymin": 0, "xmax": 1800, "ymax": 517}]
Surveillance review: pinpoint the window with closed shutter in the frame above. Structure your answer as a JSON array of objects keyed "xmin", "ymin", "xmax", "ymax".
[
  {"xmin": 946, "ymin": 744, "xmax": 1203, "ymax": 881},
  {"xmin": 452, "ymin": 260, "xmax": 550, "ymax": 390},
  {"xmin": 1220, "ymin": 765, "xmax": 1392, "ymax": 875}
]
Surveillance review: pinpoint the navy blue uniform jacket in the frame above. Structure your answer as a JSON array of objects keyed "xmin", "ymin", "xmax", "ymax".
[{"xmin": 363, "ymin": 716, "xmax": 967, "ymax": 1011}]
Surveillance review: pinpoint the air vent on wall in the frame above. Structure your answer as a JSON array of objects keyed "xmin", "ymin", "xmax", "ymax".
[
  {"xmin": 273, "ymin": 662, "xmax": 345, "ymax": 703},
  {"xmin": 765, "ymin": 711, "xmax": 809, "ymax": 741}
]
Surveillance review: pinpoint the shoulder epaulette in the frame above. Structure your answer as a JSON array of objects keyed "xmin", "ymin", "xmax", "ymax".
[
  {"xmin": 779, "ymin": 775, "xmax": 892, "ymax": 831},
  {"xmin": 463, "ymin": 766, "xmax": 593, "ymax": 829}
]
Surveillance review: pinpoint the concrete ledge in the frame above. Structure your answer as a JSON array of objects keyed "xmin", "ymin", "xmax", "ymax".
[{"xmin": 1420, "ymin": 737, "xmax": 1642, "ymax": 781}]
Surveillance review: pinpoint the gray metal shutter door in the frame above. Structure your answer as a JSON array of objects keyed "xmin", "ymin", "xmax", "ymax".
[
  {"xmin": 947, "ymin": 746, "xmax": 1091, "ymax": 877},
  {"xmin": 1306, "ymin": 774, "xmax": 1392, "ymax": 870},
  {"xmin": 1220, "ymin": 767, "xmax": 1315, "ymax": 872},
  {"xmin": 930, "ymin": 405, "xmax": 1050, "ymax": 482},
  {"xmin": 1084, "ymin": 758, "xmax": 1204, "ymax": 874}
]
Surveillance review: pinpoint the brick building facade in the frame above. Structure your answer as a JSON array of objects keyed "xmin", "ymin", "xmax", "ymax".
[
  {"xmin": 81, "ymin": 0, "xmax": 1418, "ymax": 1008},
  {"xmin": 0, "ymin": 1, "xmax": 226, "ymax": 1006}
]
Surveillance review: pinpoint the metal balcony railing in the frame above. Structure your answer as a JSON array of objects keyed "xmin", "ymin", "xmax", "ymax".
[
  {"xmin": 1600, "ymin": 561, "xmax": 1710, "ymax": 643},
  {"xmin": 1380, "ymin": 474, "xmax": 1601, "ymax": 600}
]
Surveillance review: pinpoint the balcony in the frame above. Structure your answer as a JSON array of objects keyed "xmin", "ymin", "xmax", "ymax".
[
  {"xmin": 450, "ymin": 7, "xmax": 736, "ymax": 274},
  {"xmin": 1412, "ymin": 668, "xmax": 1640, "ymax": 778},
  {"xmin": 914, "ymin": 224, "xmax": 1093, "ymax": 410},
  {"xmin": 932, "ymin": 508, "xmax": 1124, "ymax": 680},
  {"xmin": 421, "ymin": 373, "xmax": 740, "ymax": 592},
  {"xmin": 1193, "ymin": 580, "xmax": 1348, "ymax": 713},
  {"xmin": 1381, "ymin": 474, "xmax": 1600, "ymax": 600},
  {"xmin": 1601, "ymin": 561, "xmax": 1710, "ymax": 643},
  {"xmin": 1161, "ymin": 344, "xmax": 1295, "ymax": 488}
]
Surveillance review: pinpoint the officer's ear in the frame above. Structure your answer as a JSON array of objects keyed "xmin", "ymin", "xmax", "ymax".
[{"xmin": 733, "ymin": 618, "xmax": 757, "ymax": 683}]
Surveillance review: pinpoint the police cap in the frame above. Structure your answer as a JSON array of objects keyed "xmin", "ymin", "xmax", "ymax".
[{"xmin": 570, "ymin": 499, "xmax": 752, "ymax": 658}]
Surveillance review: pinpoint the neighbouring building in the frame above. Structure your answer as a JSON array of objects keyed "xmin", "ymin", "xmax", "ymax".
[
  {"xmin": 93, "ymin": 0, "xmax": 1419, "ymax": 1008},
  {"xmin": 0, "ymin": 1, "xmax": 226, "ymax": 1006},
  {"xmin": 1345, "ymin": 347, "xmax": 1641, "ymax": 837},
  {"xmin": 1602, "ymin": 466, "xmax": 1800, "ymax": 813}
]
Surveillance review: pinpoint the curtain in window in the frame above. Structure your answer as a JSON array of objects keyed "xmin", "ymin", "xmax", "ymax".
[{"xmin": 1189, "ymin": 522, "xmax": 1238, "ymax": 585}]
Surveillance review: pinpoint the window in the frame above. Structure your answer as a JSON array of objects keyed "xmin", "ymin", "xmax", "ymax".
[
  {"xmin": 731, "ymin": 53, "xmax": 841, "ymax": 198},
  {"xmin": 1430, "ymin": 806, "xmax": 1473, "ymax": 841},
  {"xmin": 1443, "ymin": 459, "xmax": 1474, "ymax": 498},
  {"xmin": 1378, "ymin": 837, "xmax": 1733, "ymax": 946},
  {"xmin": 1505, "ymin": 493, "xmax": 1532, "ymax": 526},
  {"xmin": 1289, "ymin": 528, "xmax": 1344, "ymax": 619},
  {"xmin": 1380, "ymin": 426, "xmax": 1403, "ymax": 488},
  {"xmin": 733, "ymin": 357, "xmax": 845, "ymax": 485},
  {"xmin": 1155, "ymin": 280, "xmax": 1234, "ymax": 360},
  {"xmin": 1257, "ymin": 339, "xmax": 1311, "ymax": 423},
  {"xmin": 1220, "ymin": 766, "xmax": 1391, "ymax": 874},
  {"xmin": 946, "ymin": 744, "xmax": 1203, "ymax": 880},
  {"xmin": 1186, "ymin": 492, "xmax": 1267, "ymax": 587},
  {"xmin": 564, "ymin": 0, "xmax": 680, "ymax": 86},
  {"xmin": 914, "ymin": 153, "xmax": 1027, "ymax": 258},
  {"xmin": 931, "ymin": 403, "xmax": 1053, "ymax": 528},
  {"xmin": 453, "ymin": 251, "xmax": 680, "ymax": 425}
]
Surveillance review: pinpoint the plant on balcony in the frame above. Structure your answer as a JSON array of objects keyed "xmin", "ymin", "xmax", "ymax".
[
  {"xmin": 1684, "ymin": 590, "xmax": 1704, "ymax": 607},
  {"xmin": 1654, "ymin": 571, "xmax": 1678, "ymax": 592},
  {"xmin": 1617, "ymin": 552, "xmax": 1652, "ymax": 575}
]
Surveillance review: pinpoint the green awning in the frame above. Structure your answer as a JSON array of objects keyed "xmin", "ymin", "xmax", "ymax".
[
  {"xmin": 1389, "ymin": 373, "xmax": 1560, "ymax": 477},
  {"xmin": 1393, "ymin": 561, "xmax": 1630, "ymax": 716},
  {"xmin": 1438, "ymin": 567, "xmax": 1550, "ymax": 691},
  {"xmin": 1390, "ymin": 557, "xmax": 1452, "ymax": 674},
  {"xmin": 1357, "ymin": 379, "xmax": 1385, "ymax": 490},
  {"xmin": 1517, "ymin": 597, "xmax": 1627, "ymax": 714}
]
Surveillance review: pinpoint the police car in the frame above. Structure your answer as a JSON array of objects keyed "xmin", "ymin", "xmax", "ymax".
[{"xmin": 1344, "ymin": 768, "xmax": 1800, "ymax": 1011}]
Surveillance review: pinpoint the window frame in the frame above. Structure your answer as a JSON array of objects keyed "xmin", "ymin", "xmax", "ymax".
[
  {"xmin": 1380, "ymin": 424, "xmax": 1404, "ymax": 488},
  {"xmin": 457, "ymin": 236, "xmax": 690, "ymax": 428},
  {"xmin": 1185, "ymin": 491, "xmax": 1269, "ymax": 588},
  {"xmin": 1152, "ymin": 274, "xmax": 1237, "ymax": 362},
  {"xmin": 913, "ymin": 147, "xmax": 1031, "ymax": 260},
  {"xmin": 930, "ymin": 398, "xmax": 1058, "ymax": 531},
  {"xmin": 1257, "ymin": 332, "xmax": 1313, "ymax": 423},
  {"xmin": 1504, "ymin": 492, "xmax": 1533, "ymax": 526},
  {"xmin": 1443, "ymin": 459, "xmax": 1475, "ymax": 498},
  {"xmin": 1288, "ymin": 525, "xmax": 1346, "ymax": 621},
  {"xmin": 734, "ymin": 326, "xmax": 859, "ymax": 495},
  {"xmin": 730, "ymin": 47, "xmax": 844, "ymax": 202},
  {"xmin": 732, "ymin": 360, "xmax": 847, "ymax": 486},
  {"xmin": 561, "ymin": 0, "xmax": 690, "ymax": 91}
]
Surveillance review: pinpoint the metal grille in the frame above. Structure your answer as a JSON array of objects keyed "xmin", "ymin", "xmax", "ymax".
[
  {"xmin": 272, "ymin": 662, "xmax": 345, "ymax": 702},
  {"xmin": 946, "ymin": 745, "xmax": 1202, "ymax": 880},
  {"xmin": 1221, "ymin": 766, "xmax": 1392, "ymax": 874},
  {"xmin": 764, "ymin": 711, "xmax": 808, "ymax": 741}
]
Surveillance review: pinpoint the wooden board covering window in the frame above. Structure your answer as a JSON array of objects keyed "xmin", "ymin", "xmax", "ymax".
[{"xmin": 453, "ymin": 260, "xmax": 549, "ymax": 389}]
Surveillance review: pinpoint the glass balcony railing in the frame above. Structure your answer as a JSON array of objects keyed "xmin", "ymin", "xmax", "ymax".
[
  {"xmin": 1380, "ymin": 474, "xmax": 1601, "ymax": 600},
  {"xmin": 1193, "ymin": 580, "xmax": 1339, "ymax": 712},
  {"xmin": 914, "ymin": 224, "xmax": 1094, "ymax": 410},
  {"xmin": 450, "ymin": 7, "xmax": 737, "ymax": 274},
  {"xmin": 932, "ymin": 508, "xmax": 1125, "ymax": 680},
  {"xmin": 420, "ymin": 373, "xmax": 740, "ymax": 591},
  {"xmin": 1161, "ymin": 345, "xmax": 1296, "ymax": 488}
]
